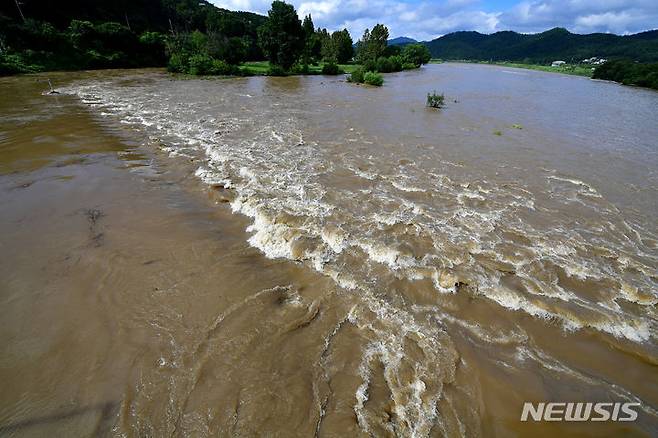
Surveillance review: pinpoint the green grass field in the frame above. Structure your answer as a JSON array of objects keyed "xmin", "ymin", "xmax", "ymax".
[{"xmin": 240, "ymin": 61, "xmax": 361, "ymax": 76}]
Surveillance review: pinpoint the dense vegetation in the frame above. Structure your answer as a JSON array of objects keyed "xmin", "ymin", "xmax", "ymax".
[
  {"xmin": 0, "ymin": 18, "xmax": 167, "ymax": 74},
  {"xmin": 592, "ymin": 60, "xmax": 658, "ymax": 90},
  {"xmin": 0, "ymin": 0, "xmax": 434, "ymax": 78},
  {"xmin": 0, "ymin": 0, "xmax": 266, "ymax": 74},
  {"xmin": 425, "ymin": 27, "xmax": 658, "ymax": 63}
]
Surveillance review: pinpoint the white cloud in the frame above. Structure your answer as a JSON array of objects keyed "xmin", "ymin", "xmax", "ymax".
[
  {"xmin": 209, "ymin": 0, "xmax": 658, "ymax": 40},
  {"xmin": 575, "ymin": 12, "xmax": 632, "ymax": 32},
  {"xmin": 499, "ymin": 0, "xmax": 658, "ymax": 34}
]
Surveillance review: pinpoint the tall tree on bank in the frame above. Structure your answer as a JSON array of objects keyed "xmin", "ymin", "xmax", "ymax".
[
  {"xmin": 301, "ymin": 14, "xmax": 320, "ymax": 64},
  {"xmin": 257, "ymin": 1, "xmax": 304, "ymax": 69},
  {"xmin": 302, "ymin": 13, "xmax": 314, "ymax": 36},
  {"xmin": 333, "ymin": 29, "xmax": 353, "ymax": 63},
  {"xmin": 356, "ymin": 23, "xmax": 388, "ymax": 63},
  {"xmin": 401, "ymin": 43, "xmax": 431, "ymax": 66},
  {"xmin": 320, "ymin": 28, "xmax": 353, "ymax": 63}
]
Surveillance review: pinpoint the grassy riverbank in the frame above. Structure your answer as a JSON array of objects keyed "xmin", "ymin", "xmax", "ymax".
[
  {"xmin": 240, "ymin": 61, "xmax": 361, "ymax": 76},
  {"xmin": 492, "ymin": 62, "xmax": 594, "ymax": 77},
  {"xmin": 433, "ymin": 59, "xmax": 594, "ymax": 77}
]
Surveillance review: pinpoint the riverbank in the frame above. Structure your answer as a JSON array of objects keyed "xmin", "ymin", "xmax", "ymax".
[
  {"xmin": 433, "ymin": 59, "xmax": 594, "ymax": 77},
  {"xmin": 240, "ymin": 60, "xmax": 361, "ymax": 75}
]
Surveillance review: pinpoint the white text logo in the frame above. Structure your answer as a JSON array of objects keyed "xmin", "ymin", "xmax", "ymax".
[{"xmin": 520, "ymin": 402, "xmax": 640, "ymax": 422}]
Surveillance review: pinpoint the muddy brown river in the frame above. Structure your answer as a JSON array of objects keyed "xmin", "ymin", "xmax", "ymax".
[{"xmin": 1, "ymin": 63, "xmax": 657, "ymax": 437}]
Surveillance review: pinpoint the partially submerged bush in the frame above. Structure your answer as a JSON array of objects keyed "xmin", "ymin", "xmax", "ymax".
[
  {"xmin": 0, "ymin": 53, "xmax": 41, "ymax": 75},
  {"xmin": 426, "ymin": 91, "xmax": 445, "ymax": 108},
  {"xmin": 361, "ymin": 59, "xmax": 377, "ymax": 73},
  {"xmin": 388, "ymin": 55, "xmax": 403, "ymax": 72},
  {"xmin": 348, "ymin": 67, "xmax": 365, "ymax": 83},
  {"xmin": 322, "ymin": 62, "xmax": 343, "ymax": 75},
  {"xmin": 363, "ymin": 71, "xmax": 383, "ymax": 86},
  {"xmin": 375, "ymin": 56, "xmax": 393, "ymax": 73},
  {"xmin": 290, "ymin": 63, "xmax": 309, "ymax": 74},
  {"xmin": 266, "ymin": 64, "xmax": 287, "ymax": 76},
  {"xmin": 167, "ymin": 53, "xmax": 186, "ymax": 73},
  {"xmin": 349, "ymin": 68, "xmax": 383, "ymax": 86},
  {"xmin": 210, "ymin": 59, "xmax": 239, "ymax": 75},
  {"xmin": 374, "ymin": 55, "xmax": 403, "ymax": 73},
  {"xmin": 188, "ymin": 54, "xmax": 214, "ymax": 75}
]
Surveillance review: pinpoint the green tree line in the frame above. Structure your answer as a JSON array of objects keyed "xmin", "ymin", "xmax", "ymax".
[
  {"xmin": 593, "ymin": 60, "xmax": 658, "ymax": 90},
  {"xmin": 0, "ymin": 0, "xmax": 265, "ymax": 74},
  {"xmin": 0, "ymin": 0, "xmax": 432, "ymax": 77}
]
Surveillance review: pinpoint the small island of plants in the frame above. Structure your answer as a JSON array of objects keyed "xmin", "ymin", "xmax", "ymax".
[{"xmin": 426, "ymin": 91, "xmax": 445, "ymax": 108}]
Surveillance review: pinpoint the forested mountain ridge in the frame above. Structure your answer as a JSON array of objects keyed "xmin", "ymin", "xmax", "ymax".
[{"xmin": 425, "ymin": 27, "xmax": 658, "ymax": 63}]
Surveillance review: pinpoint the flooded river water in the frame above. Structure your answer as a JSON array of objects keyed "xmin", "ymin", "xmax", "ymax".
[{"xmin": 1, "ymin": 63, "xmax": 657, "ymax": 436}]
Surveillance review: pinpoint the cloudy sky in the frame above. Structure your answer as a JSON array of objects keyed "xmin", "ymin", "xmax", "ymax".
[{"xmin": 210, "ymin": 0, "xmax": 658, "ymax": 41}]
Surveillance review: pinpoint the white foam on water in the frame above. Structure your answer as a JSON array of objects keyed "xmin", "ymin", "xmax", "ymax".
[
  {"xmin": 61, "ymin": 75, "xmax": 657, "ymax": 352},
  {"xmin": 391, "ymin": 180, "xmax": 426, "ymax": 193},
  {"xmin": 320, "ymin": 225, "xmax": 348, "ymax": 254}
]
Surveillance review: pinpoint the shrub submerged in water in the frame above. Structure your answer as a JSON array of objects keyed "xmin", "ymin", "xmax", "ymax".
[
  {"xmin": 322, "ymin": 62, "xmax": 343, "ymax": 75},
  {"xmin": 266, "ymin": 64, "xmax": 287, "ymax": 76},
  {"xmin": 209, "ymin": 59, "xmax": 239, "ymax": 75},
  {"xmin": 426, "ymin": 91, "xmax": 445, "ymax": 108},
  {"xmin": 188, "ymin": 54, "xmax": 214, "ymax": 75},
  {"xmin": 363, "ymin": 71, "xmax": 383, "ymax": 86},
  {"xmin": 348, "ymin": 68, "xmax": 383, "ymax": 86},
  {"xmin": 348, "ymin": 67, "xmax": 365, "ymax": 83}
]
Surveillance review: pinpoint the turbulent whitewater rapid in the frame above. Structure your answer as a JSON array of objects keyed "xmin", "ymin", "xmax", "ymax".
[{"xmin": 59, "ymin": 64, "xmax": 658, "ymax": 436}]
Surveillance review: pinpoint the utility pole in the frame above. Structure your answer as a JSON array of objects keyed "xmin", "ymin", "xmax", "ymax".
[{"xmin": 14, "ymin": 0, "xmax": 26, "ymax": 22}]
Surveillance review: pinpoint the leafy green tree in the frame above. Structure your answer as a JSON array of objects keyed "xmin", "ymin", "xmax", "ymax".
[
  {"xmin": 207, "ymin": 33, "xmax": 247, "ymax": 64},
  {"xmin": 321, "ymin": 32, "xmax": 336, "ymax": 62},
  {"xmin": 333, "ymin": 29, "xmax": 353, "ymax": 63},
  {"xmin": 302, "ymin": 14, "xmax": 314, "ymax": 37},
  {"xmin": 0, "ymin": 0, "xmax": 269, "ymax": 74},
  {"xmin": 257, "ymin": 1, "xmax": 304, "ymax": 70},
  {"xmin": 300, "ymin": 14, "xmax": 316, "ymax": 64},
  {"xmin": 593, "ymin": 60, "xmax": 658, "ymax": 90},
  {"xmin": 356, "ymin": 24, "xmax": 388, "ymax": 63},
  {"xmin": 383, "ymin": 44, "xmax": 401, "ymax": 57},
  {"xmin": 224, "ymin": 36, "xmax": 247, "ymax": 64},
  {"xmin": 401, "ymin": 43, "xmax": 431, "ymax": 66}
]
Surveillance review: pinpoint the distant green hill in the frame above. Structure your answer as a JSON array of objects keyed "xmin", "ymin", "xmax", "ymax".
[
  {"xmin": 425, "ymin": 27, "xmax": 658, "ymax": 63},
  {"xmin": 388, "ymin": 37, "xmax": 416, "ymax": 46}
]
